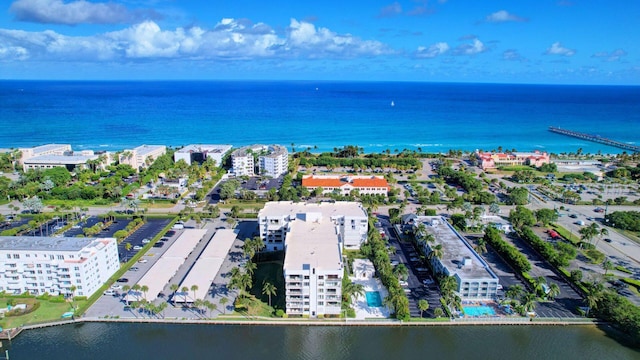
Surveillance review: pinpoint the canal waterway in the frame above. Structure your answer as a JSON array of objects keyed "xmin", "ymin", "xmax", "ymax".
[{"xmin": 6, "ymin": 322, "xmax": 639, "ymax": 359}]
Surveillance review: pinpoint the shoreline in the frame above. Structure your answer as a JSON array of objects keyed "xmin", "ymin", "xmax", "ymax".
[{"xmin": 2, "ymin": 315, "xmax": 599, "ymax": 340}]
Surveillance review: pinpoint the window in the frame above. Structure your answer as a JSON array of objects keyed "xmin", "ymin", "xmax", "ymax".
[
  {"xmin": 36, "ymin": 264, "xmax": 42, "ymax": 268},
  {"xmin": 74, "ymin": 266, "xmax": 80, "ymax": 271},
  {"xmin": 12, "ymin": 254, "xmax": 19, "ymax": 259},
  {"xmin": 57, "ymin": 255, "xmax": 64, "ymax": 260},
  {"xmin": 5, "ymin": 254, "xmax": 9, "ymax": 259}
]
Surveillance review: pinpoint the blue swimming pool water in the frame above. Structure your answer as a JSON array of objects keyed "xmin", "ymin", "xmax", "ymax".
[
  {"xmin": 365, "ymin": 291, "xmax": 382, "ymax": 307},
  {"xmin": 462, "ymin": 306, "xmax": 496, "ymax": 317}
]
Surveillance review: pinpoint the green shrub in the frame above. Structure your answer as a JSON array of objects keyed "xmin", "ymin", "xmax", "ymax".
[{"xmin": 275, "ymin": 309, "xmax": 285, "ymax": 318}]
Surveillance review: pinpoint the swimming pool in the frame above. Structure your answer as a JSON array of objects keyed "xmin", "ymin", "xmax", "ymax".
[
  {"xmin": 462, "ymin": 305, "xmax": 496, "ymax": 317},
  {"xmin": 365, "ymin": 291, "xmax": 382, "ymax": 307}
]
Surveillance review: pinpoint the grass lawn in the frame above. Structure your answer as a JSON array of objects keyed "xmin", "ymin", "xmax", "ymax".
[
  {"xmin": 0, "ymin": 297, "xmax": 86, "ymax": 329},
  {"xmin": 249, "ymin": 261, "xmax": 284, "ymax": 311},
  {"xmin": 550, "ymin": 224, "xmax": 580, "ymax": 245}
]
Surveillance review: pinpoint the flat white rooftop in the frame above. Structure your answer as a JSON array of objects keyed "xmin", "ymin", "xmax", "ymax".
[
  {"xmin": 126, "ymin": 229, "xmax": 206, "ymax": 302},
  {"xmin": 0, "ymin": 236, "xmax": 99, "ymax": 251},
  {"xmin": 176, "ymin": 229, "xmax": 237, "ymax": 303},
  {"xmin": 259, "ymin": 201, "xmax": 367, "ymax": 219},
  {"xmin": 29, "ymin": 144, "xmax": 70, "ymax": 153},
  {"xmin": 420, "ymin": 217, "xmax": 497, "ymax": 280},
  {"xmin": 24, "ymin": 155, "xmax": 98, "ymax": 164},
  {"xmin": 132, "ymin": 145, "xmax": 165, "ymax": 156},
  {"xmin": 175, "ymin": 144, "xmax": 232, "ymax": 154},
  {"xmin": 284, "ymin": 219, "xmax": 342, "ymax": 271}
]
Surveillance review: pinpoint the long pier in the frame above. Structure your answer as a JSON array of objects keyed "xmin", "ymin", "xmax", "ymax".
[{"xmin": 548, "ymin": 126, "xmax": 640, "ymax": 152}]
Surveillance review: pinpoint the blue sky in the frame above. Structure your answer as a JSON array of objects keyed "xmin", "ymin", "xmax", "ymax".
[{"xmin": 0, "ymin": 0, "xmax": 638, "ymax": 84}]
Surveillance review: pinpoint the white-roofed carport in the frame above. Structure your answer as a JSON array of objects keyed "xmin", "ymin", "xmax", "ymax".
[
  {"xmin": 175, "ymin": 229, "xmax": 237, "ymax": 303},
  {"xmin": 124, "ymin": 229, "xmax": 207, "ymax": 303}
]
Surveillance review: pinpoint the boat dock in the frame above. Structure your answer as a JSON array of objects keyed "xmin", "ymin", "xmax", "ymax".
[{"xmin": 548, "ymin": 126, "xmax": 640, "ymax": 152}]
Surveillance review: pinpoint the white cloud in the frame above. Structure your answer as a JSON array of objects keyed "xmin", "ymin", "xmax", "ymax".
[
  {"xmin": 591, "ymin": 49, "xmax": 627, "ymax": 62},
  {"xmin": 503, "ymin": 49, "xmax": 524, "ymax": 61},
  {"xmin": 453, "ymin": 38, "xmax": 487, "ymax": 56},
  {"xmin": 9, "ymin": 0, "xmax": 158, "ymax": 25},
  {"xmin": 485, "ymin": 10, "xmax": 527, "ymax": 23},
  {"xmin": 545, "ymin": 42, "xmax": 575, "ymax": 56},
  {"xmin": 0, "ymin": 18, "xmax": 392, "ymax": 62},
  {"xmin": 378, "ymin": 2, "xmax": 403, "ymax": 18},
  {"xmin": 415, "ymin": 42, "xmax": 449, "ymax": 58}
]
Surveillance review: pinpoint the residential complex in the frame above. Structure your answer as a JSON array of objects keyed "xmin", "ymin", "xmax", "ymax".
[
  {"xmin": 231, "ymin": 144, "xmax": 288, "ymax": 177},
  {"xmin": 301, "ymin": 175, "xmax": 390, "ymax": 196},
  {"xmin": 258, "ymin": 201, "xmax": 368, "ymax": 317},
  {"xmin": 18, "ymin": 144, "xmax": 111, "ymax": 172},
  {"xmin": 410, "ymin": 216, "xmax": 499, "ymax": 300},
  {"xmin": 0, "ymin": 236, "xmax": 120, "ymax": 298},
  {"xmin": 173, "ymin": 144, "xmax": 232, "ymax": 166},
  {"xmin": 119, "ymin": 145, "xmax": 166, "ymax": 172},
  {"xmin": 476, "ymin": 150, "xmax": 550, "ymax": 170}
]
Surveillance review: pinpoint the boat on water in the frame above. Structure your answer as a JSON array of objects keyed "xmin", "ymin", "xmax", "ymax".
[{"xmin": 391, "ymin": 100, "xmax": 395, "ymax": 107}]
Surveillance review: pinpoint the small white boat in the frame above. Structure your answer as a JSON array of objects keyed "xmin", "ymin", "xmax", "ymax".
[{"xmin": 391, "ymin": 100, "xmax": 395, "ymax": 107}]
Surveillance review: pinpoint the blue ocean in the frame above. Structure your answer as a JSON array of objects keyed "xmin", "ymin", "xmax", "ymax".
[{"xmin": 1, "ymin": 81, "xmax": 638, "ymax": 154}]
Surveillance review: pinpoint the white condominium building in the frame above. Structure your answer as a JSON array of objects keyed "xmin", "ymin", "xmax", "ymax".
[
  {"xmin": 174, "ymin": 144, "xmax": 232, "ymax": 166},
  {"xmin": 411, "ymin": 216, "xmax": 499, "ymax": 300},
  {"xmin": 258, "ymin": 201, "xmax": 368, "ymax": 318},
  {"xmin": 119, "ymin": 145, "xmax": 166, "ymax": 171},
  {"xmin": 0, "ymin": 236, "xmax": 120, "ymax": 298},
  {"xmin": 259, "ymin": 145, "xmax": 288, "ymax": 178},
  {"xmin": 231, "ymin": 144, "xmax": 288, "ymax": 177},
  {"xmin": 18, "ymin": 144, "xmax": 111, "ymax": 172}
]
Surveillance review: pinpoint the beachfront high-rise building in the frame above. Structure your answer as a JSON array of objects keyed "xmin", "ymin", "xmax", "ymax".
[
  {"xmin": 258, "ymin": 201, "xmax": 368, "ymax": 317},
  {"xmin": 258, "ymin": 145, "xmax": 288, "ymax": 178},
  {"xmin": 0, "ymin": 236, "xmax": 120, "ymax": 298},
  {"xmin": 301, "ymin": 175, "xmax": 390, "ymax": 196},
  {"xmin": 231, "ymin": 144, "xmax": 289, "ymax": 177},
  {"xmin": 174, "ymin": 144, "xmax": 232, "ymax": 166},
  {"xmin": 119, "ymin": 145, "xmax": 166, "ymax": 172},
  {"xmin": 410, "ymin": 216, "xmax": 499, "ymax": 300}
]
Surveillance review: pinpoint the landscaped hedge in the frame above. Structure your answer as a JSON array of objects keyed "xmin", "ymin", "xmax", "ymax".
[
  {"xmin": 518, "ymin": 226, "xmax": 575, "ymax": 267},
  {"xmin": 484, "ymin": 227, "xmax": 531, "ymax": 273}
]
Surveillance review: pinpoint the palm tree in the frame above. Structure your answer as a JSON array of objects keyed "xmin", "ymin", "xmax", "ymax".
[
  {"xmin": 170, "ymin": 284, "xmax": 179, "ymax": 304},
  {"xmin": 579, "ymin": 223, "xmax": 599, "ymax": 246},
  {"xmin": 343, "ymin": 282, "xmax": 365, "ymax": 304},
  {"xmin": 505, "ymin": 284, "xmax": 524, "ymax": 301},
  {"xmin": 190, "ymin": 284, "xmax": 199, "ymax": 303},
  {"xmin": 533, "ymin": 276, "xmax": 547, "ymax": 297},
  {"xmin": 522, "ymin": 292, "xmax": 537, "ymax": 312},
  {"xmin": 393, "ymin": 264, "xmax": 409, "ymax": 281},
  {"xmin": 219, "ymin": 297, "xmax": 229, "ymax": 314},
  {"xmin": 430, "ymin": 244, "xmax": 444, "ymax": 260},
  {"xmin": 205, "ymin": 300, "xmax": 217, "ymax": 318},
  {"xmin": 157, "ymin": 302, "xmax": 167, "ymax": 318},
  {"xmin": 602, "ymin": 259, "xmax": 614, "ymax": 275},
  {"xmin": 181, "ymin": 286, "xmax": 189, "ymax": 304},
  {"xmin": 433, "ymin": 307, "xmax": 444, "ymax": 318},
  {"xmin": 245, "ymin": 261, "xmax": 257, "ymax": 276},
  {"xmin": 132, "ymin": 284, "xmax": 141, "ymax": 301},
  {"xmin": 262, "ymin": 281, "xmax": 277, "ymax": 307},
  {"xmin": 140, "ymin": 285, "xmax": 149, "ymax": 300},
  {"xmin": 547, "ymin": 283, "xmax": 560, "ymax": 300},
  {"xmin": 474, "ymin": 238, "xmax": 487, "ymax": 255},
  {"xmin": 418, "ymin": 299, "xmax": 429, "ymax": 318}
]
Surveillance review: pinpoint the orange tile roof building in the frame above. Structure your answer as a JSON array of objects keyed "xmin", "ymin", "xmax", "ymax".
[
  {"xmin": 301, "ymin": 175, "xmax": 390, "ymax": 196},
  {"xmin": 476, "ymin": 150, "xmax": 550, "ymax": 170}
]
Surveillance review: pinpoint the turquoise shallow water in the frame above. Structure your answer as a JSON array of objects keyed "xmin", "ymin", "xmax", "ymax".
[{"xmin": 1, "ymin": 81, "xmax": 638, "ymax": 154}]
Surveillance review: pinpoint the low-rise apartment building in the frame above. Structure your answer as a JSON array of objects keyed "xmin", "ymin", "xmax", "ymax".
[
  {"xmin": 411, "ymin": 216, "xmax": 499, "ymax": 300},
  {"xmin": 119, "ymin": 145, "xmax": 166, "ymax": 171},
  {"xmin": 301, "ymin": 175, "xmax": 390, "ymax": 196},
  {"xmin": 0, "ymin": 236, "xmax": 120, "ymax": 298},
  {"xmin": 174, "ymin": 144, "xmax": 232, "ymax": 166},
  {"xmin": 18, "ymin": 144, "xmax": 111, "ymax": 172}
]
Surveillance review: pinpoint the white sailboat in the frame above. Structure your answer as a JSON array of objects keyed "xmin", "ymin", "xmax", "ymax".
[{"xmin": 391, "ymin": 100, "xmax": 395, "ymax": 107}]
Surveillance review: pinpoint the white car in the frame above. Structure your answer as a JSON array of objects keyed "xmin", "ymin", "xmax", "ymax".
[
  {"xmin": 133, "ymin": 245, "xmax": 143, "ymax": 250},
  {"xmin": 110, "ymin": 284, "xmax": 122, "ymax": 291},
  {"xmin": 142, "ymin": 238, "xmax": 151, "ymax": 244},
  {"xmin": 138, "ymin": 259, "xmax": 148, "ymax": 264}
]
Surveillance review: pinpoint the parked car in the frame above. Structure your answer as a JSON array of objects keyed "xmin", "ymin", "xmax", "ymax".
[
  {"xmin": 129, "ymin": 266, "xmax": 139, "ymax": 271},
  {"xmin": 110, "ymin": 284, "xmax": 122, "ymax": 291},
  {"xmin": 116, "ymin": 278, "xmax": 129, "ymax": 283},
  {"xmin": 104, "ymin": 290, "xmax": 117, "ymax": 296},
  {"xmin": 604, "ymin": 238, "xmax": 613, "ymax": 243},
  {"xmin": 153, "ymin": 242, "xmax": 165, "ymax": 248},
  {"xmin": 138, "ymin": 259, "xmax": 148, "ymax": 263},
  {"xmin": 141, "ymin": 238, "xmax": 151, "ymax": 244},
  {"xmin": 133, "ymin": 245, "xmax": 143, "ymax": 250}
]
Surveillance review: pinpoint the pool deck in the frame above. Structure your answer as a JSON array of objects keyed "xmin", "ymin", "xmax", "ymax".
[{"xmin": 350, "ymin": 259, "xmax": 391, "ymax": 320}]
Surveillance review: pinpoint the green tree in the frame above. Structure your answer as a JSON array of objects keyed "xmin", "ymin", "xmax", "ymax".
[
  {"xmin": 170, "ymin": 284, "xmax": 179, "ymax": 304},
  {"xmin": 418, "ymin": 299, "xmax": 430, "ymax": 318},
  {"xmin": 343, "ymin": 282, "xmax": 365, "ymax": 303},
  {"xmin": 509, "ymin": 205, "xmax": 536, "ymax": 229},
  {"xmin": 219, "ymin": 297, "xmax": 229, "ymax": 314},
  {"xmin": 602, "ymin": 259, "xmax": 614, "ymax": 275},
  {"xmin": 191, "ymin": 284, "xmax": 199, "ymax": 303},
  {"xmin": 535, "ymin": 208, "xmax": 558, "ymax": 226},
  {"xmin": 262, "ymin": 281, "xmax": 277, "ymax": 307},
  {"xmin": 393, "ymin": 264, "xmax": 409, "ymax": 281}
]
